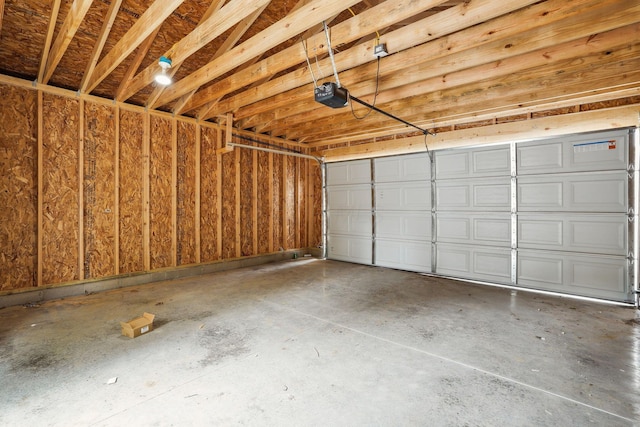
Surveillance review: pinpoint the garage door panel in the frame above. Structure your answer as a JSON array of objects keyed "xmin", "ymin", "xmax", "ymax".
[
  {"xmin": 517, "ymin": 131, "xmax": 628, "ymax": 175},
  {"xmin": 518, "ymin": 253, "xmax": 563, "ymax": 285},
  {"xmin": 436, "ymin": 244, "xmax": 511, "ymax": 283},
  {"xmin": 374, "ymin": 153, "xmax": 430, "ymax": 182},
  {"xmin": 376, "ymin": 182, "xmax": 430, "ymax": 211},
  {"xmin": 327, "ymin": 235, "xmax": 372, "ymax": 265},
  {"xmin": 437, "ymin": 214, "xmax": 510, "ymax": 247},
  {"xmin": 327, "ymin": 184, "xmax": 371, "ymax": 210},
  {"xmin": 375, "ymin": 239, "xmax": 431, "ymax": 273},
  {"xmin": 436, "ymin": 146, "xmax": 510, "ymax": 179},
  {"xmin": 518, "ymin": 214, "xmax": 626, "ymax": 255},
  {"xmin": 517, "ymin": 172, "xmax": 627, "ymax": 212},
  {"xmin": 327, "ymin": 211, "xmax": 372, "ymax": 237},
  {"xmin": 517, "ymin": 250, "xmax": 628, "ymax": 301},
  {"xmin": 326, "ymin": 160, "xmax": 371, "ymax": 185},
  {"xmin": 376, "ymin": 211, "xmax": 431, "ymax": 241},
  {"xmin": 436, "ymin": 178, "xmax": 511, "ymax": 211}
]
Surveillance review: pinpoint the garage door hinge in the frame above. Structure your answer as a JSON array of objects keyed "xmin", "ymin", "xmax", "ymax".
[{"xmin": 628, "ymin": 208, "xmax": 635, "ymax": 217}]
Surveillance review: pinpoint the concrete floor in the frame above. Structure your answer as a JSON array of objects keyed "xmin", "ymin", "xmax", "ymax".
[{"xmin": 1, "ymin": 259, "xmax": 639, "ymax": 426}]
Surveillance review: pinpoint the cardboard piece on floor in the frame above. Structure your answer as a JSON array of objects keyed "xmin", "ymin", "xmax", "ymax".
[{"xmin": 120, "ymin": 312, "xmax": 155, "ymax": 338}]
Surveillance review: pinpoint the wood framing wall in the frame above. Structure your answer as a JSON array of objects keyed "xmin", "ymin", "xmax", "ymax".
[{"xmin": 0, "ymin": 82, "xmax": 322, "ymax": 293}]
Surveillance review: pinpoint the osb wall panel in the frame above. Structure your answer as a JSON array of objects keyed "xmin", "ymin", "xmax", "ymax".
[
  {"xmin": 149, "ymin": 115, "xmax": 173, "ymax": 270},
  {"xmin": 272, "ymin": 154, "xmax": 283, "ymax": 250},
  {"xmin": 118, "ymin": 109, "xmax": 144, "ymax": 274},
  {"xmin": 42, "ymin": 94, "xmax": 79, "ymax": 285},
  {"xmin": 84, "ymin": 102, "xmax": 116, "ymax": 278},
  {"xmin": 177, "ymin": 121, "xmax": 196, "ymax": 266},
  {"xmin": 0, "ymin": 85, "xmax": 37, "ymax": 291},
  {"xmin": 256, "ymin": 150, "xmax": 270, "ymax": 254},
  {"xmin": 284, "ymin": 155, "xmax": 296, "ymax": 249},
  {"xmin": 298, "ymin": 158, "xmax": 307, "ymax": 248},
  {"xmin": 221, "ymin": 150, "xmax": 236, "ymax": 259},
  {"xmin": 311, "ymin": 161, "xmax": 323, "ymax": 248},
  {"xmin": 240, "ymin": 147, "xmax": 253, "ymax": 256},
  {"xmin": 200, "ymin": 126, "xmax": 219, "ymax": 262}
]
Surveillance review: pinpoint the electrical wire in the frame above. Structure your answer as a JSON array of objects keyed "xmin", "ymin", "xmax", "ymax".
[{"xmin": 350, "ymin": 56, "xmax": 380, "ymax": 120}]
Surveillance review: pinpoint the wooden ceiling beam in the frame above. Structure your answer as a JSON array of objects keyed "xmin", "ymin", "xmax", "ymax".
[
  {"xmin": 41, "ymin": 0, "xmax": 93, "ymax": 84},
  {"xmin": 319, "ymin": 105, "xmax": 640, "ymax": 162},
  {"xmin": 145, "ymin": 0, "xmax": 228, "ymax": 109},
  {"xmin": 80, "ymin": 0, "xmax": 122, "ymax": 93},
  {"xmin": 190, "ymin": 0, "xmax": 328, "ymax": 118},
  {"xmin": 256, "ymin": 0, "xmax": 640, "ymax": 136},
  {"xmin": 155, "ymin": 0, "xmax": 371, "ymax": 109},
  {"xmin": 0, "ymin": 0, "xmax": 5, "ymax": 37},
  {"xmin": 178, "ymin": 0, "xmax": 453, "ymax": 115},
  {"xmin": 203, "ymin": 0, "xmax": 541, "ymax": 121},
  {"xmin": 119, "ymin": 0, "xmax": 270, "ymax": 102},
  {"xmin": 166, "ymin": 4, "xmax": 268, "ymax": 113},
  {"xmin": 37, "ymin": 0, "xmax": 62, "ymax": 83},
  {"xmin": 86, "ymin": 0, "xmax": 185, "ymax": 93},
  {"xmin": 115, "ymin": 27, "xmax": 161, "ymax": 102},
  {"xmin": 300, "ymin": 55, "xmax": 640, "ymax": 143},
  {"xmin": 281, "ymin": 27, "xmax": 640, "ymax": 140}
]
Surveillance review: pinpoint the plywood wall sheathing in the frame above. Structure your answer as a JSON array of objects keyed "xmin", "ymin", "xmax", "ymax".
[
  {"xmin": 149, "ymin": 115, "xmax": 173, "ymax": 270},
  {"xmin": 310, "ymin": 161, "xmax": 323, "ymax": 248},
  {"xmin": 285, "ymin": 150, "xmax": 296, "ymax": 249},
  {"xmin": 272, "ymin": 153, "xmax": 283, "ymax": 251},
  {"xmin": 221, "ymin": 146, "xmax": 236, "ymax": 259},
  {"xmin": 0, "ymin": 84, "xmax": 37, "ymax": 291},
  {"xmin": 41, "ymin": 93, "xmax": 80, "ymax": 285},
  {"xmin": 199, "ymin": 126, "xmax": 220, "ymax": 262},
  {"xmin": 118, "ymin": 109, "xmax": 145, "ymax": 274},
  {"xmin": 177, "ymin": 121, "xmax": 197, "ymax": 266},
  {"xmin": 83, "ymin": 101, "xmax": 116, "ymax": 278},
  {"xmin": 240, "ymin": 145, "xmax": 254, "ymax": 257},
  {"xmin": 256, "ymin": 150, "xmax": 270, "ymax": 254}
]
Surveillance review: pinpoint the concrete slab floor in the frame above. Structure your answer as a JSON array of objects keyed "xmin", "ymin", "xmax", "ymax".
[{"xmin": 1, "ymin": 259, "xmax": 639, "ymax": 426}]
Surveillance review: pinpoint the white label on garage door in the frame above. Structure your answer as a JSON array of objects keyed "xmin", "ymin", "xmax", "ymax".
[{"xmin": 573, "ymin": 140, "xmax": 616, "ymax": 153}]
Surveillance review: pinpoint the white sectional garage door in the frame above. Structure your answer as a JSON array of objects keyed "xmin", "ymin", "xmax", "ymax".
[
  {"xmin": 374, "ymin": 153, "xmax": 431, "ymax": 273},
  {"xmin": 326, "ymin": 160, "xmax": 372, "ymax": 264},
  {"xmin": 324, "ymin": 128, "xmax": 638, "ymax": 303}
]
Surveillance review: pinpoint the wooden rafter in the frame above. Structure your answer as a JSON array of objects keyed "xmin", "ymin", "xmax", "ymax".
[
  {"xmin": 167, "ymin": 4, "xmax": 268, "ymax": 113},
  {"xmin": 120, "ymin": 0, "xmax": 271, "ymax": 102},
  {"xmin": 145, "ymin": 0, "xmax": 227, "ymax": 108},
  {"xmin": 179, "ymin": 0, "xmax": 455, "ymax": 116},
  {"xmin": 196, "ymin": 0, "xmax": 336, "ymax": 119},
  {"xmin": 115, "ymin": 27, "xmax": 161, "ymax": 102},
  {"xmin": 41, "ymin": 0, "xmax": 94, "ymax": 84},
  {"xmin": 80, "ymin": 0, "xmax": 123, "ymax": 92},
  {"xmin": 0, "ymin": 0, "xmax": 5, "ymax": 36},
  {"xmin": 154, "ymin": 0, "xmax": 364, "ymax": 108},
  {"xmin": 200, "ymin": 0, "xmax": 539, "ymax": 121},
  {"xmin": 86, "ymin": 0, "xmax": 186, "ymax": 93},
  {"xmin": 238, "ymin": 0, "xmax": 611, "ymax": 129},
  {"xmin": 37, "ymin": 0, "xmax": 62, "ymax": 83},
  {"xmin": 267, "ymin": 6, "xmax": 640, "ymax": 139}
]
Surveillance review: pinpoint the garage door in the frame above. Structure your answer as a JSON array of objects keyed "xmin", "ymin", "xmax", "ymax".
[
  {"xmin": 326, "ymin": 160, "xmax": 372, "ymax": 264},
  {"xmin": 324, "ymin": 128, "xmax": 638, "ymax": 303},
  {"xmin": 374, "ymin": 153, "xmax": 431, "ymax": 273}
]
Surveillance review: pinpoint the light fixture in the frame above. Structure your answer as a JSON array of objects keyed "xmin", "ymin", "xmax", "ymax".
[{"xmin": 154, "ymin": 56, "xmax": 172, "ymax": 85}]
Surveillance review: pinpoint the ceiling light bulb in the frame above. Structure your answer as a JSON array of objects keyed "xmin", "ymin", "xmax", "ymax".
[
  {"xmin": 155, "ymin": 56, "xmax": 173, "ymax": 85},
  {"xmin": 155, "ymin": 71, "xmax": 172, "ymax": 85}
]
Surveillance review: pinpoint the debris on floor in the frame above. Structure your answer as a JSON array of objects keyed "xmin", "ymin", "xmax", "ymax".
[{"xmin": 120, "ymin": 312, "xmax": 155, "ymax": 338}]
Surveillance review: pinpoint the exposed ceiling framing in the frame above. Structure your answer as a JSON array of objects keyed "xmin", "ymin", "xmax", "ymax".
[{"xmin": 1, "ymin": 0, "xmax": 638, "ymax": 148}]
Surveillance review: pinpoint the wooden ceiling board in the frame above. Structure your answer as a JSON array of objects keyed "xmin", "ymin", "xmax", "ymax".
[{"xmin": 0, "ymin": 0, "xmax": 638, "ymax": 148}]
